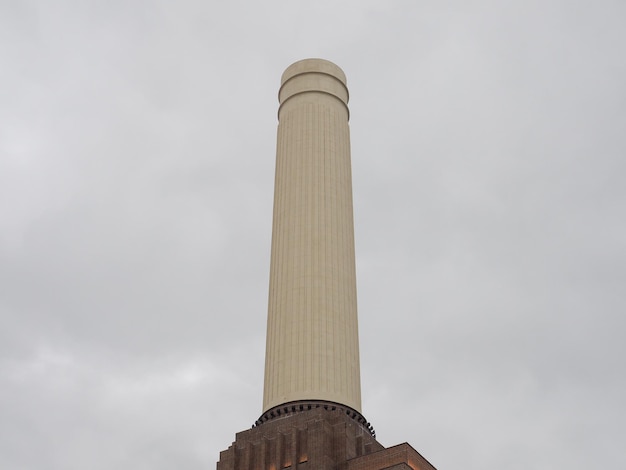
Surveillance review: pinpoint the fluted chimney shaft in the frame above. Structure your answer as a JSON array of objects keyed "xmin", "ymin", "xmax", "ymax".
[{"xmin": 262, "ymin": 59, "xmax": 361, "ymax": 414}]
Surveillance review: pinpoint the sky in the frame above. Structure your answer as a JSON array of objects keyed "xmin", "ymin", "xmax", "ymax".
[{"xmin": 1, "ymin": 1, "xmax": 625, "ymax": 469}]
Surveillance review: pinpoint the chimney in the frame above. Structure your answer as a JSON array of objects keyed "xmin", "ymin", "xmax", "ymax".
[{"xmin": 262, "ymin": 59, "xmax": 362, "ymax": 415}]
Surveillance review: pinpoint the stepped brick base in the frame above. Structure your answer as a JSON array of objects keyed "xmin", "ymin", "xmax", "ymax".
[{"xmin": 217, "ymin": 407, "xmax": 436, "ymax": 470}]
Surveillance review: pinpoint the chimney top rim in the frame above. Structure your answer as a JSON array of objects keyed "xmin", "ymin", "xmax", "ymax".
[{"xmin": 281, "ymin": 58, "xmax": 347, "ymax": 86}]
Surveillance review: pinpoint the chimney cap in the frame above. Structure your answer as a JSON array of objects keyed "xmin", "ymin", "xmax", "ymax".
[{"xmin": 281, "ymin": 58, "xmax": 347, "ymax": 87}]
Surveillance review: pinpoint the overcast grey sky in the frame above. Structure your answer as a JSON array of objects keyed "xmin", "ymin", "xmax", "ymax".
[{"xmin": 1, "ymin": 1, "xmax": 625, "ymax": 469}]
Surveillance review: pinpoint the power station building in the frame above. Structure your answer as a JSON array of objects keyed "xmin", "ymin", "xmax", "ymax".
[{"xmin": 216, "ymin": 59, "xmax": 436, "ymax": 470}]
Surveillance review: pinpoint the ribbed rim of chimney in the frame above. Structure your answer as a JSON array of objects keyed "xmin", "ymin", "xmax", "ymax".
[
  {"xmin": 277, "ymin": 59, "xmax": 350, "ymax": 120},
  {"xmin": 281, "ymin": 58, "xmax": 347, "ymax": 87}
]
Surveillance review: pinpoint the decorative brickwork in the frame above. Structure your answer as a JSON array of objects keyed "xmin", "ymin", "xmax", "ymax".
[
  {"xmin": 217, "ymin": 408, "xmax": 435, "ymax": 470},
  {"xmin": 347, "ymin": 443, "xmax": 436, "ymax": 470}
]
